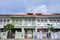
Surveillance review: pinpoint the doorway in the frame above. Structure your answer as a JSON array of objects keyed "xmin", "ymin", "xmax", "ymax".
[{"xmin": 24, "ymin": 28, "xmax": 35, "ymax": 39}]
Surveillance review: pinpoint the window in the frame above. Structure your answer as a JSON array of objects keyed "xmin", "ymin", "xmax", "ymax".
[
  {"xmin": 53, "ymin": 20, "xmax": 56, "ymax": 22},
  {"xmin": 32, "ymin": 20, "xmax": 35, "ymax": 25},
  {"xmin": 28, "ymin": 20, "xmax": 31, "ymax": 21},
  {"xmin": 0, "ymin": 20, "xmax": 2, "ymax": 22},
  {"xmin": 32, "ymin": 20, "xmax": 35, "ymax": 21},
  {"xmin": 19, "ymin": 20, "xmax": 22, "ymax": 25},
  {"xmin": 20, "ymin": 20, "xmax": 22, "ymax": 22},
  {"xmin": 0, "ymin": 20, "xmax": 2, "ymax": 24},
  {"xmin": 24, "ymin": 20, "xmax": 27, "ymax": 25},
  {"xmin": 37, "ymin": 20, "xmax": 40, "ymax": 22},
  {"xmin": 7, "ymin": 19, "xmax": 10, "ymax": 22},
  {"xmin": 50, "ymin": 20, "xmax": 52, "ymax": 22},
  {"xmin": 4, "ymin": 19, "xmax": 6, "ymax": 22},
  {"xmin": 50, "ymin": 19, "xmax": 57, "ymax": 22},
  {"xmin": 16, "ymin": 20, "xmax": 18, "ymax": 22},
  {"xmin": 57, "ymin": 20, "xmax": 60, "ymax": 22},
  {"xmin": 41, "ymin": 20, "xmax": 43, "ymax": 22},
  {"xmin": 45, "ymin": 20, "xmax": 47, "ymax": 22},
  {"xmin": 25, "ymin": 20, "xmax": 27, "ymax": 21},
  {"xmin": 13, "ymin": 20, "xmax": 15, "ymax": 22}
]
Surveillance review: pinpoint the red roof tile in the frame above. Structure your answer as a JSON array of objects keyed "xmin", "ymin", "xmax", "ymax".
[{"xmin": 0, "ymin": 13, "xmax": 60, "ymax": 16}]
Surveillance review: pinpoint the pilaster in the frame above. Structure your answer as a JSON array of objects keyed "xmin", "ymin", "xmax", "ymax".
[{"xmin": 22, "ymin": 28, "xmax": 25, "ymax": 39}]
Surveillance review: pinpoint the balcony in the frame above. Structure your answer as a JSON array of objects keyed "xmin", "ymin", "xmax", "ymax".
[
  {"xmin": 36, "ymin": 23, "xmax": 48, "ymax": 28},
  {"xmin": 36, "ymin": 23, "xmax": 60, "ymax": 28},
  {"xmin": 14, "ymin": 23, "xmax": 36, "ymax": 27},
  {"xmin": 52, "ymin": 23, "xmax": 60, "ymax": 28}
]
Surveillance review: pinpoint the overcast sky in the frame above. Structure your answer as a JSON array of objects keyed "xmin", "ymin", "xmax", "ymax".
[{"xmin": 0, "ymin": 0, "xmax": 60, "ymax": 14}]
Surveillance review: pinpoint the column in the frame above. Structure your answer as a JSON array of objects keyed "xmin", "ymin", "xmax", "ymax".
[
  {"xmin": 22, "ymin": 19, "xmax": 24, "ymax": 26},
  {"xmin": 35, "ymin": 27, "xmax": 37, "ymax": 33},
  {"xmin": 35, "ymin": 19, "xmax": 37, "ymax": 33},
  {"xmin": 9, "ymin": 19, "xmax": 12, "ymax": 24},
  {"xmin": 22, "ymin": 28, "xmax": 25, "ymax": 39},
  {"xmin": 35, "ymin": 27, "xmax": 37, "ymax": 38},
  {"xmin": 2, "ymin": 19, "xmax": 4, "ymax": 28},
  {"xmin": 6, "ymin": 19, "xmax": 7, "ymax": 25},
  {"xmin": 33, "ymin": 27, "xmax": 37, "ymax": 39}
]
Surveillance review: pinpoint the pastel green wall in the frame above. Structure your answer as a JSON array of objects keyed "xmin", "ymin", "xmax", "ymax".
[
  {"xmin": 11, "ymin": 17, "xmax": 36, "ymax": 28},
  {"xmin": 11, "ymin": 17, "xmax": 36, "ymax": 19}
]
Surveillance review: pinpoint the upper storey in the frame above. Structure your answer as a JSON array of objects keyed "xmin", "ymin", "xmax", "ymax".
[{"xmin": 0, "ymin": 13, "xmax": 60, "ymax": 28}]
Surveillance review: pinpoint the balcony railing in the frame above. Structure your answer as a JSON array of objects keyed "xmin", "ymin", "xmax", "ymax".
[{"xmin": 0, "ymin": 22, "xmax": 60, "ymax": 28}]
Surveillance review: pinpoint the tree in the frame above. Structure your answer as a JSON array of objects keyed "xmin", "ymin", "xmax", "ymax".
[
  {"xmin": 4, "ymin": 24, "xmax": 14, "ymax": 38},
  {"xmin": 48, "ymin": 24, "xmax": 55, "ymax": 32},
  {"xmin": 47, "ymin": 24, "xmax": 55, "ymax": 38}
]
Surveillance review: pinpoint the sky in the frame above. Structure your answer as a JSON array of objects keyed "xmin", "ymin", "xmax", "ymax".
[{"xmin": 0, "ymin": 0, "xmax": 60, "ymax": 14}]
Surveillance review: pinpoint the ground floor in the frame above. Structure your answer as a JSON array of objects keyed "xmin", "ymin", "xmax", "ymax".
[
  {"xmin": 0, "ymin": 38, "xmax": 58, "ymax": 40},
  {"xmin": 0, "ymin": 27, "xmax": 60, "ymax": 39}
]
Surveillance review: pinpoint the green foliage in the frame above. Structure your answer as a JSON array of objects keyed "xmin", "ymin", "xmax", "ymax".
[
  {"xmin": 4, "ymin": 24, "xmax": 14, "ymax": 30},
  {"xmin": 48, "ymin": 24, "xmax": 55, "ymax": 32},
  {"xmin": 49, "ymin": 26, "xmax": 55, "ymax": 32},
  {"xmin": 4, "ymin": 24, "xmax": 14, "ymax": 38}
]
